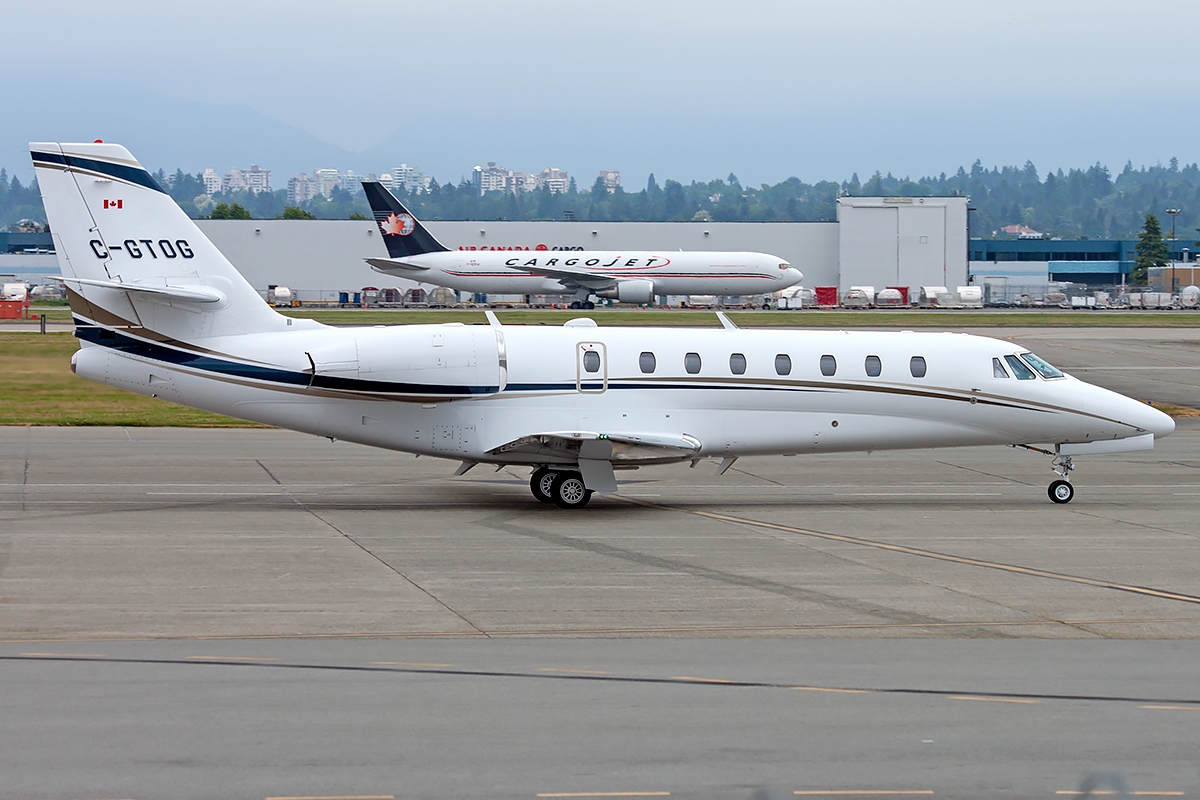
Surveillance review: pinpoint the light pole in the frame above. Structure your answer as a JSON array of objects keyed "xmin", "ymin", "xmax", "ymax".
[{"xmin": 1167, "ymin": 208, "xmax": 1182, "ymax": 292}]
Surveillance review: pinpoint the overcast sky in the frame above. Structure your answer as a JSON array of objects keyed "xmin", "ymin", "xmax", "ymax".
[{"xmin": 4, "ymin": 0, "xmax": 1198, "ymax": 186}]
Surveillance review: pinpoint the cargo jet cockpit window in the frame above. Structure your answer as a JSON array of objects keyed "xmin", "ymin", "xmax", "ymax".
[
  {"xmin": 993, "ymin": 357, "xmax": 1010, "ymax": 378},
  {"xmin": 1004, "ymin": 354, "xmax": 1037, "ymax": 380},
  {"xmin": 1020, "ymin": 352, "xmax": 1065, "ymax": 379}
]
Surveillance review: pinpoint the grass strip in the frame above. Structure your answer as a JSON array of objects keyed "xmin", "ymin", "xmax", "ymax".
[{"xmin": 0, "ymin": 333, "xmax": 263, "ymax": 427}]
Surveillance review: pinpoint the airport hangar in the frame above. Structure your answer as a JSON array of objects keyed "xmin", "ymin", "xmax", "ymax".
[{"xmin": 182, "ymin": 196, "xmax": 969, "ymax": 302}]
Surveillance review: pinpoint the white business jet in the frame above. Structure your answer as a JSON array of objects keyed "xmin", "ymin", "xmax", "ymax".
[
  {"xmin": 360, "ymin": 182, "xmax": 802, "ymax": 308},
  {"xmin": 34, "ymin": 142, "xmax": 1173, "ymax": 509}
]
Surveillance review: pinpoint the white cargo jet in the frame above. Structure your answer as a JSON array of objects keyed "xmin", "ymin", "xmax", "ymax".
[
  {"xmin": 361, "ymin": 182, "xmax": 802, "ymax": 308},
  {"xmin": 34, "ymin": 142, "xmax": 1174, "ymax": 508}
]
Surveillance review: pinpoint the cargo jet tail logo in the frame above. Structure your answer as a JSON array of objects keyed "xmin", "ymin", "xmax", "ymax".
[
  {"xmin": 103, "ymin": 199, "xmax": 123, "ymax": 209},
  {"xmin": 380, "ymin": 212, "xmax": 415, "ymax": 236}
]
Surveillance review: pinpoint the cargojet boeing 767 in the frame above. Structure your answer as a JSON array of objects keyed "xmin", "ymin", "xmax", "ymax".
[
  {"xmin": 360, "ymin": 181, "xmax": 803, "ymax": 308},
  {"xmin": 34, "ymin": 142, "xmax": 1173, "ymax": 508}
]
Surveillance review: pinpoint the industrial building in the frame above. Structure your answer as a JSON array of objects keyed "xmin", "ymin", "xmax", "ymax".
[{"xmin": 5, "ymin": 196, "xmax": 974, "ymax": 301}]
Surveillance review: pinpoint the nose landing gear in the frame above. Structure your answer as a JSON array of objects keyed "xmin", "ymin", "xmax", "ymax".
[
  {"xmin": 1047, "ymin": 454, "xmax": 1075, "ymax": 504},
  {"xmin": 1012, "ymin": 445, "xmax": 1078, "ymax": 504}
]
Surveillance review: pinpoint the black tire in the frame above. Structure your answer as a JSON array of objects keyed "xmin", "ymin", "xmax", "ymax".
[
  {"xmin": 1048, "ymin": 479, "xmax": 1074, "ymax": 504},
  {"xmin": 569, "ymin": 301, "xmax": 581, "ymax": 310},
  {"xmin": 530, "ymin": 468, "xmax": 555, "ymax": 504},
  {"xmin": 584, "ymin": 301, "xmax": 595, "ymax": 310},
  {"xmin": 551, "ymin": 471, "xmax": 593, "ymax": 509}
]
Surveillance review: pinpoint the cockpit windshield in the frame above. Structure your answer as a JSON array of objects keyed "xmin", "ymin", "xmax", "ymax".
[
  {"xmin": 1004, "ymin": 355, "xmax": 1037, "ymax": 380},
  {"xmin": 1019, "ymin": 352, "xmax": 1064, "ymax": 379}
]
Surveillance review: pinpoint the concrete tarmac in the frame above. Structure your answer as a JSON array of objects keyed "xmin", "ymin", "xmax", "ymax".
[
  {"xmin": 2, "ymin": 638, "xmax": 1198, "ymax": 800},
  {"xmin": 1, "ymin": 326, "xmax": 1199, "ymax": 798}
]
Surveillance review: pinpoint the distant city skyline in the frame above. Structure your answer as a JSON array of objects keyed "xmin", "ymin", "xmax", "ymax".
[{"xmin": 3, "ymin": 1, "xmax": 1198, "ymax": 188}]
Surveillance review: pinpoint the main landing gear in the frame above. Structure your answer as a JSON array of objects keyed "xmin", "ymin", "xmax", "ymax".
[
  {"xmin": 530, "ymin": 467, "xmax": 593, "ymax": 509},
  {"xmin": 568, "ymin": 300, "xmax": 596, "ymax": 310}
]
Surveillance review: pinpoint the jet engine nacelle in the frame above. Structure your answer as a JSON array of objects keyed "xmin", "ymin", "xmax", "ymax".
[
  {"xmin": 597, "ymin": 279, "xmax": 655, "ymax": 305},
  {"xmin": 306, "ymin": 325, "xmax": 505, "ymax": 397}
]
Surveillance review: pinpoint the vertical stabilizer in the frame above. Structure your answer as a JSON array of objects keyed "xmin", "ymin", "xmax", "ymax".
[
  {"xmin": 31, "ymin": 142, "xmax": 287, "ymax": 340},
  {"xmin": 361, "ymin": 182, "xmax": 450, "ymax": 258}
]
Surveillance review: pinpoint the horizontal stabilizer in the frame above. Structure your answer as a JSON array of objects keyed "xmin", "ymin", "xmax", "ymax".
[
  {"xmin": 63, "ymin": 277, "xmax": 226, "ymax": 304},
  {"xmin": 366, "ymin": 257, "xmax": 430, "ymax": 273}
]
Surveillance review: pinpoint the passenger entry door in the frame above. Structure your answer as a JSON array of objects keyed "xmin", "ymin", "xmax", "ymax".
[{"xmin": 576, "ymin": 342, "xmax": 607, "ymax": 393}]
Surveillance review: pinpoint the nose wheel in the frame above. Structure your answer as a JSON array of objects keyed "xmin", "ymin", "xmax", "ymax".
[{"xmin": 1048, "ymin": 479, "xmax": 1074, "ymax": 504}]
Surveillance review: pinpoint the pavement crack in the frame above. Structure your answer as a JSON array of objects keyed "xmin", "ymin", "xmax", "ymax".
[
  {"xmin": 476, "ymin": 512, "xmax": 944, "ymax": 627},
  {"xmin": 254, "ymin": 459, "xmax": 487, "ymax": 636},
  {"xmin": 935, "ymin": 460, "xmax": 1034, "ymax": 486}
]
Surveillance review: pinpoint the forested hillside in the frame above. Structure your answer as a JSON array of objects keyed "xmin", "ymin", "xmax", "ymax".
[{"xmin": 5, "ymin": 159, "xmax": 1199, "ymax": 241}]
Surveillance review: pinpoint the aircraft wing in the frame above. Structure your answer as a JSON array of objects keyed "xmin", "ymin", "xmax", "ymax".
[
  {"xmin": 504, "ymin": 262, "xmax": 619, "ymax": 291},
  {"xmin": 365, "ymin": 257, "xmax": 430, "ymax": 274},
  {"xmin": 487, "ymin": 430, "xmax": 701, "ymax": 463},
  {"xmin": 487, "ymin": 430, "xmax": 702, "ymax": 494}
]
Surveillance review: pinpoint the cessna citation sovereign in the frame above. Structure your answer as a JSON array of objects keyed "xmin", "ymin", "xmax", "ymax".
[
  {"xmin": 361, "ymin": 182, "xmax": 803, "ymax": 308},
  {"xmin": 35, "ymin": 142, "xmax": 1174, "ymax": 509}
]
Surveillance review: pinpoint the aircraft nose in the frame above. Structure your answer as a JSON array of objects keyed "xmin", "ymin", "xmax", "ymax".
[
  {"xmin": 783, "ymin": 267, "xmax": 803, "ymax": 284},
  {"xmin": 1120, "ymin": 394, "xmax": 1175, "ymax": 438}
]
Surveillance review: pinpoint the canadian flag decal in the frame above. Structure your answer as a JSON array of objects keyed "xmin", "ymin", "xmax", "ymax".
[{"xmin": 103, "ymin": 199, "xmax": 123, "ymax": 209}]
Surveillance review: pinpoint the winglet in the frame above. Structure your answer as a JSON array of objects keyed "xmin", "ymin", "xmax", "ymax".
[
  {"xmin": 485, "ymin": 310, "xmax": 502, "ymax": 328},
  {"xmin": 716, "ymin": 311, "xmax": 737, "ymax": 330}
]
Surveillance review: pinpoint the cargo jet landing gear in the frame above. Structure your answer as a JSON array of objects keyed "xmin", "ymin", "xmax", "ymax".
[{"xmin": 530, "ymin": 467, "xmax": 593, "ymax": 509}]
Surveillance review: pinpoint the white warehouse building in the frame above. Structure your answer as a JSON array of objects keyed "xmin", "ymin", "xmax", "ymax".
[{"xmin": 184, "ymin": 195, "xmax": 968, "ymax": 301}]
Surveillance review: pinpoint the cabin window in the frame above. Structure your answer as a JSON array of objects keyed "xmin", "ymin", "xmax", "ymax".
[
  {"xmin": 729, "ymin": 353, "xmax": 747, "ymax": 375},
  {"xmin": 865, "ymin": 355, "xmax": 881, "ymax": 377},
  {"xmin": 775, "ymin": 354, "xmax": 792, "ymax": 376},
  {"xmin": 910, "ymin": 356, "xmax": 927, "ymax": 378},
  {"xmin": 993, "ymin": 357, "xmax": 1009, "ymax": 378},
  {"xmin": 1020, "ymin": 352, "xmax": 1064, "ymax": 379},
  {"xmin": 1004, "ymin": 354, "xmax": 1037, "ymax": 380},
  {"xmin": 820, "ymin": 355, "xmax": 837, "ymax": 376},
  {"xmin": 582, "ymin": 350, "xmax": 601, "ymax": 373},
  {"xmin": 639, "ymin": 351, "xmax": 656, "ymax": 374},
  {"xmin": 685, "ymin": 352, "xmax": 702, "ymax": 374}
]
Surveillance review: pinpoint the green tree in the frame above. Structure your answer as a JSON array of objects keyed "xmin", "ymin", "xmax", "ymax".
[
  {"xmin": 280, "ymin": 206, "xmax": 317, "ymax": 220},
  {"xmin": 208, "ymin": 202, "xmax": 252, "ymax": 220},
  {"xmin": 1132, "ymin": 213, "xmax": 1168, "ymax": 285},
  {"xmin": 348, "ymin": 211, "xmax": 368, "ymax": 220}
]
